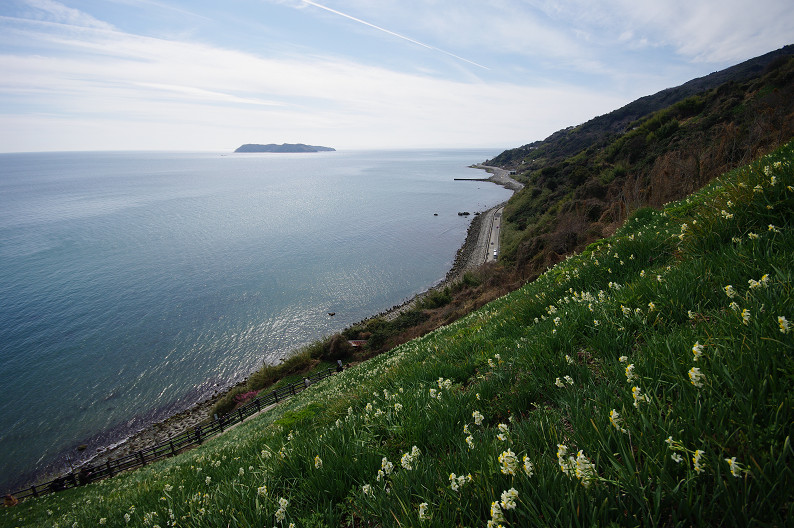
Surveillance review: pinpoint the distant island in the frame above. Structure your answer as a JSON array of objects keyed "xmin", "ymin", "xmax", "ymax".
[{"xmin": 234, "ymin": 143, "xmax": 335, "ymax": 153}]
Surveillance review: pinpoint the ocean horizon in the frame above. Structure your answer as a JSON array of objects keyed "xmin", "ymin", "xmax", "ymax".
[{"xmin": 0, "ymin": 148, "xmax": 512, "ymax": 492}]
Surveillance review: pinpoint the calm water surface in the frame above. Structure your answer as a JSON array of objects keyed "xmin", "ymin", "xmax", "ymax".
[{"xmin": 0, "ymin": 149, "xmax": 511, "ymax": 490}]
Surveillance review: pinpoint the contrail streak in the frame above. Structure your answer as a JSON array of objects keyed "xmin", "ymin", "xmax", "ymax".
[{"xmin": 301, "ymin": 0, "xmax": 489, "ymax": 70}]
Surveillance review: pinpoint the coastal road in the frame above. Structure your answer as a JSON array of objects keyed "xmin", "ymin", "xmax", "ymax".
[
  {"xmin": 472, "ymin": 165, "xmax": 522, "ymax": 264},
  {"xmin": 382, "ymin": 167, "xmax": 520, "ymax": 320},
  {"xmin": 485, "ymin": 206, "xmax": 503, "ymax": 263}
]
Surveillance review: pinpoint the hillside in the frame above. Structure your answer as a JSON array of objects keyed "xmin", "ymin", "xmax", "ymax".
[
  {"xmin": 487, "ymin": 44, "xmax": 794, "ymax": 170},
  {"xmin": 482, "ymin": 49, "xmax": 794, "ymax": 285},
  {"xmin": 3, "ymin": 137, "xmax": 791, "ymax": 528}
]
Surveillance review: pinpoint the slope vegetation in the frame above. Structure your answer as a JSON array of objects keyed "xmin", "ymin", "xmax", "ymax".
[{"xmin": 492, "ymin": 51, "xmax": 794, "ymax": 282}]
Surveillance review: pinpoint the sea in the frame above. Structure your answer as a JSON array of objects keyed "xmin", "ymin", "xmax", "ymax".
[{"xmin": 0, "ymin": 149, "xmax": 512, "ymax": 492}]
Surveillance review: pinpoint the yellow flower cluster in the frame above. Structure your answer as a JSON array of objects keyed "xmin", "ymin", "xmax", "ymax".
[
  {"xmin": 609, "ymin": 409, "xmax": 627, "ymax": 434},
  {"xmin": 498, "ymin": 448, "xmax": 519, "ymax": 475},
  {"xmin": 448, "ymin": 472, "xmax": 472, "ymax": 492},
  {"xmin": 400, "ymin": 446, "xmax": 421, "ymax": 470},
  {"xmin": 557, "ymin": 444, "xmax": 597, "ymax": 488}
]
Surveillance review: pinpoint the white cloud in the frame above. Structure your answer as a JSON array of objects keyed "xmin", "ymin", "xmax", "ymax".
[
  {"xmin": 2, "ymin": 0, "xmax": 790, "ymax": 152},
  {"xmin": 328, "ymin": 0, "xmax": 791, "ymax": 66},
  {"xmin": 543, "ymin": 0, "xmax": 793, "ymax": 63},
  {"xmin": 22, "ymin": 0, "xmax": 115, "ymax": 30},
  {"xmin": 0, "ymin": 5, "xmax": 630, "ymax": 151},
  {"xmin": 298, "ymin": 0, "xmax": 489, "ymax": 69},
  {"xmin": 311, "ymin": 0, "xmax": 589, "ymax": 63}
]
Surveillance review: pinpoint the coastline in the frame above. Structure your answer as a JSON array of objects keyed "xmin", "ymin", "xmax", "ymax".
[{"xmin": 49, "ymin": 166, "xmax": 522, "ymax": 483}]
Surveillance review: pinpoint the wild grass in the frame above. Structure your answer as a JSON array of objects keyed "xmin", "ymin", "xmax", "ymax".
[{"xmin": 2, "ymin": 141, "xmax": 792, "ymax": 527}]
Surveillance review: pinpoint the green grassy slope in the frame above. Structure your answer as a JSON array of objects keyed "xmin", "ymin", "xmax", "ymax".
[{"xmin": 2, "ymin": 142, "xmax": 792, "ymax": 527}]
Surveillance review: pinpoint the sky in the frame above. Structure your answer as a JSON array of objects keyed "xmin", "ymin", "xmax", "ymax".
[{"xmin": 0, "ymin": 0, "xmax": 792, "ymax": 152}]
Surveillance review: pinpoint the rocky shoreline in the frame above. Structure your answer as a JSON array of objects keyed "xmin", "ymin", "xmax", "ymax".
[
  {"xmin": 79, "ymin": 205, "xmax": 500, "ymax": 471},
  {"xmin": 62, "ymin": 166, "xmax": 522, "ymax": 479}
]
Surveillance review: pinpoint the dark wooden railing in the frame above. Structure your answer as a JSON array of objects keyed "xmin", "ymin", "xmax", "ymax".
[{"xmin": 8, "ymin": 363, "xmax": 343, "ymax": 501}]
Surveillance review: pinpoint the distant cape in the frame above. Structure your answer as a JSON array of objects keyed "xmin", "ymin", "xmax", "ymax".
[{"xmin": 234, "ymin": 143, "xmax": 336, "ymax": 153}]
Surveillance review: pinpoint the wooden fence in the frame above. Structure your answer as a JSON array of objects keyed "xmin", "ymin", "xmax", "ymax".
[{"xmin": 8, "ymin": 364, "xmax": 342, "ymax": 501}]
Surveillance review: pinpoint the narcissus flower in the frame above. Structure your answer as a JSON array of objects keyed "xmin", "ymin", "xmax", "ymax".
[
  {"xmin": 449, "ymin": 473, "xmax": 467, "ymax": 491},
  {"xmin": 575, "ymin": 451, "xmax": 597, "ymax": 488},
  {"xmin": 500, "ymin": 488, "xmax": 519, "ymax": 510},
  {"xmin": 490, "ymin": 501, "xmax": 506, "ymax": 522},
  {"xmin": 725, "ymin": 456, "xmax": 743, "ymax": 477},
  {"xmin": 381, "ymin": 457, "xmax": 394, "ymax": 475},
  {"xmin": 689, "ymin": 367, "xmax": 705, "ymax": 388},
  {"xmin": 523, "ymin": 455, "xmax": 534, "ymax": 476},
  {"xmin": 693, "ymin": 450, "xmax": 706, "ymax": 474},
  {"xmin": 497, "ymin": 423, "xmax": 510, "ymax": 442},
  {"xmin": 400, "ymin": 447, "xmax": 420, "ymax": 470},
  {"xmin": 465, "ymin": 435, "xmax": 474, "ymax": 449},
  {"xmin": 275, "ymin": 497, "xmax": 288, "ymax": 521},
  {"xmin": 498, "ymin": 448, "xmax": 519, "ymax": 475},
  {"xmin": 557, "ymin": 444, "xmax": 575, "ymax": 476},
  {"xmin": 631, "ymin": 386, "xmax": 648, "ymax": 407},
  {"xmin": 609, "ymin": 409, "xmax": 627, "ymax": 433},
  {"xmin": 418, "ymin": 502, "xmax": 430, "ymax": 520},
  {"xmin": 692, "ymin": 342, "xmax": 703, "ymax": 362}
]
